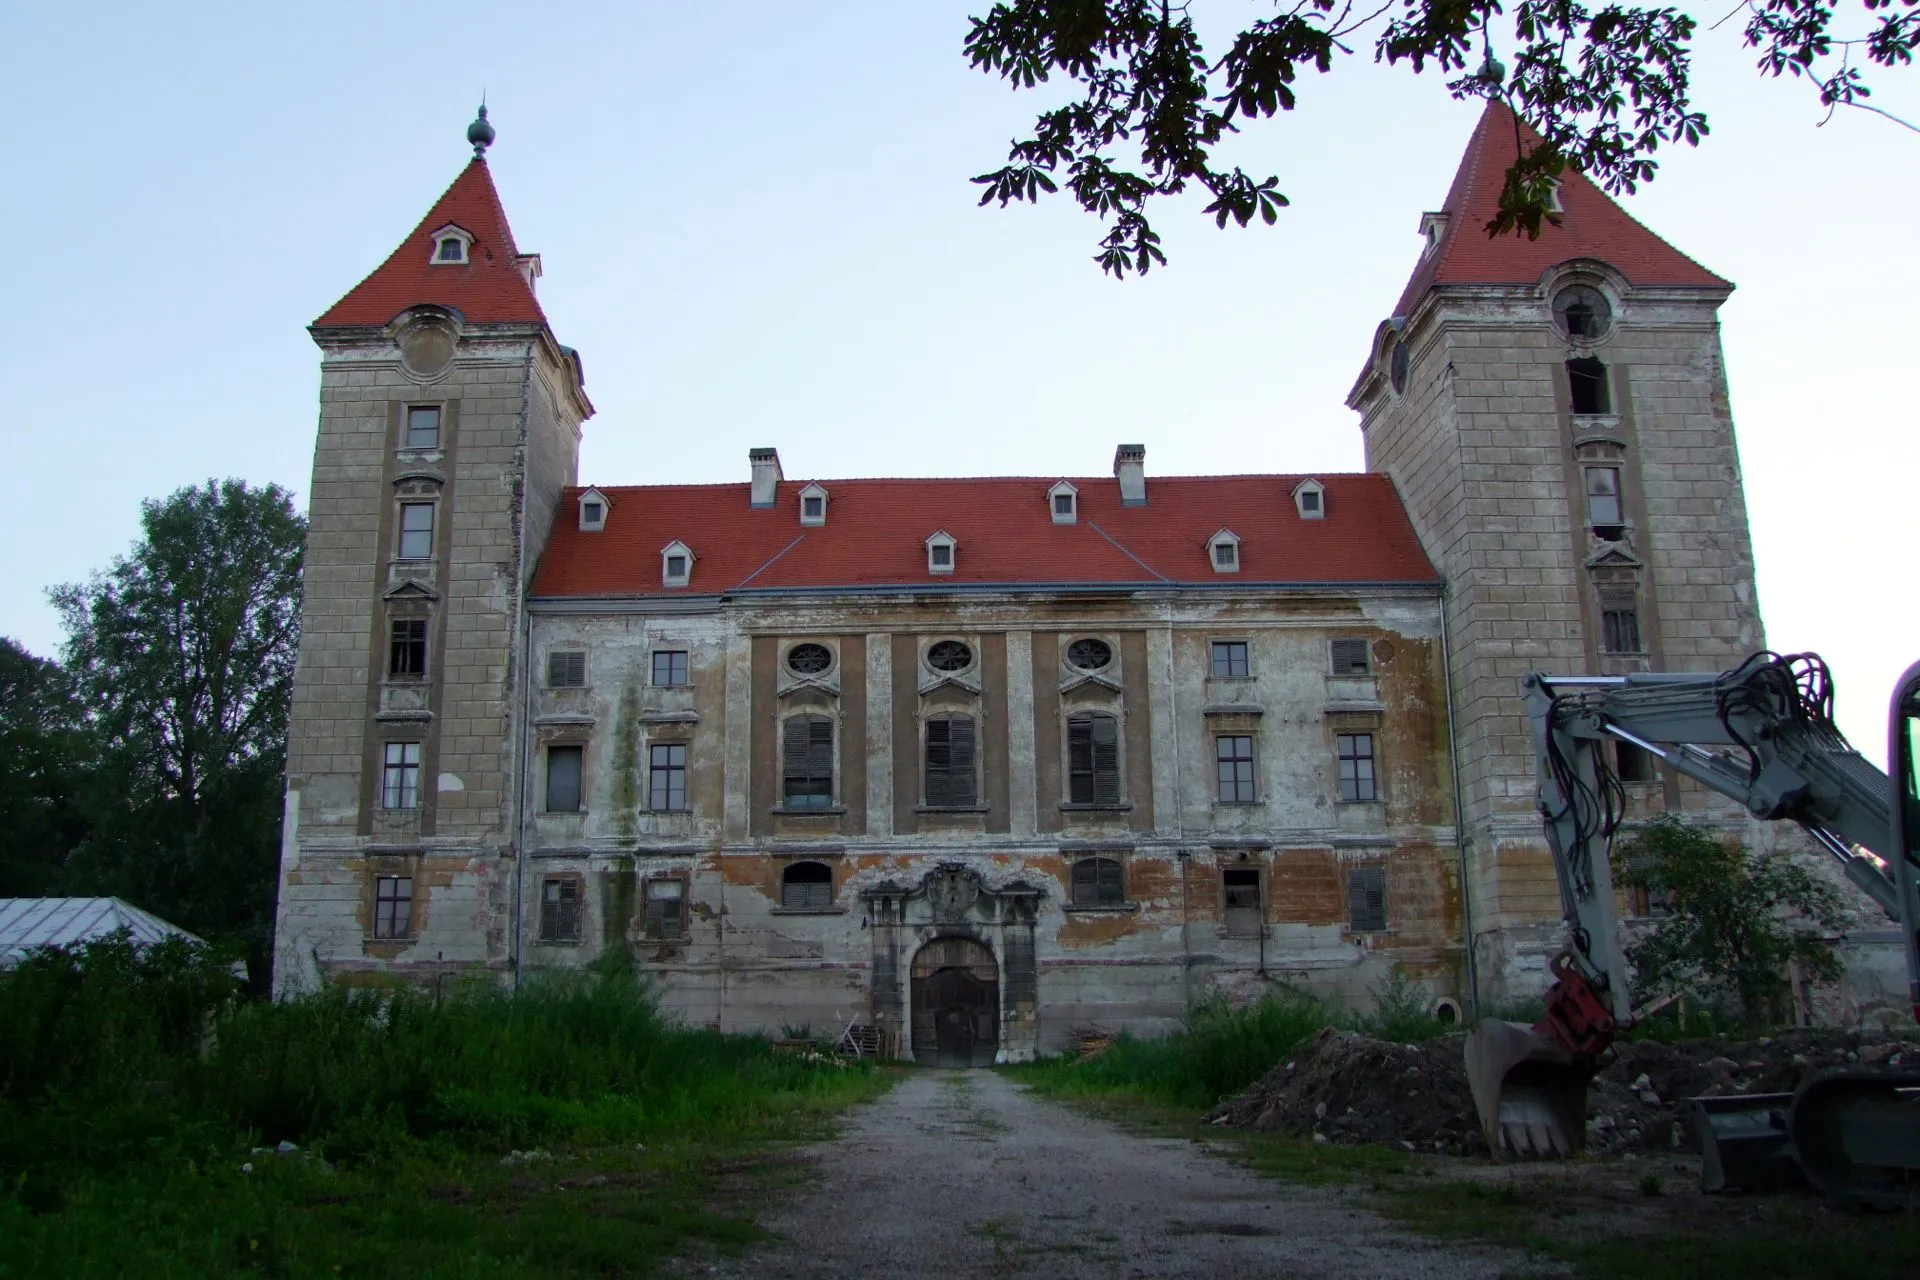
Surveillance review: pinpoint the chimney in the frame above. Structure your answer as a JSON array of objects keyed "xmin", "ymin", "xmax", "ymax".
[
  {"xmin": 1114, "ymin": 444, "xmax": 1146, "ymax": 506},
  {"xmin": 749, "ymin": 447, "xmax": 783, "ymax": 508}
]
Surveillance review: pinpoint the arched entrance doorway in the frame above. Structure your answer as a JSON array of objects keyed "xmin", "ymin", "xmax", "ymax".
[{"xmin": 910, "ymin": 937, "xmax": 998, "ymax": 1067}]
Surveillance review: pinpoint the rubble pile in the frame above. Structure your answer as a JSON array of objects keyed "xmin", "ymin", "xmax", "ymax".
[{"xmin": 1207, "ymin": 1026, "xmax": 1915, "ymax": 1158}]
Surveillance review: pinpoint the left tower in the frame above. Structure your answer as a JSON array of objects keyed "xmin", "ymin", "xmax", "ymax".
[{"xmin": 273, "ymin": 113, "xmax": 592, "ymax": 995}]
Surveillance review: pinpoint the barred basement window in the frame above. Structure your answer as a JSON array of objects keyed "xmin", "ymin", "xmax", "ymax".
[
  {"xmin": 545, "ymin": 745, "xmax": 582, "ymax": 813},
  {"xmin": 643, "ymin": 879, "xmax": 685, "ymax": 939},
  {"xmin": 924, "ymin": 715, "xmax": 978, "ymax": 807},
  {"xmin": 388, "ymin": 618, "xmax": 427, "ymax": 679},
  {"xmin": 539, "ymin": 878, "xmax": 581, "ymax": 942},
  {"xmin": 1347, "ymin": 866, "xmax": 1388, "ymax": 932},
  {"xmin": 373, "ymin": 875, "xmax": 412, "ymax": 939},
  {"xmin": 1066, "ymin": 712, "xmax": 1120, "ymax": 805},
  {"xmin": 1223, "ymin": 869, "xmax": 1262, "ymax": 938},
  {"xmin": 1337, "ymin": 733, "xmax": 1377, "ymax": 802},
  {"xmin": 1210, "ymin": 640, "xmax": 1249, "ymax": 679},
  {"xmin": 381, "ymin": 742, "xmax": 421, "ymax": 810},
  {"xmin": 648, "ymin": 742, "xmax": 687, "ymax": 811},
  {"xmin": 1070, "ymin": 856, "xmax": 1125, "ymax": 907},
  {"xmin": 1329, "ymin": 638, "xmax": 1371, "ymax": 676},
  {"xmin": 781, "ymin": 860, "xmax": 834, "ymax": 909},
  {"xmin": 1602, "ymin": 607, "xmax": 1642, "ymax": 655},
  {"xmin": 1215, "ymin": 735, "xmax": 1255, "ymax": 804},
  {"xmin": 547, "ymin": 650, "xmax": 587, "ymax": 688},
  {"xmin": 782, "ymin": 715, "xmax": 834, "ymax": 809}
]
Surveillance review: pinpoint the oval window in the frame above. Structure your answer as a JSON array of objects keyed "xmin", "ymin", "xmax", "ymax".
[
  {"xmin": 787, "ymin": 642, "xmax": 833, "ymax": 675},
  {"xmin": 1388, "ymin": 339, "xmax": 1409, "ymax": 395},
  {"xmin": 927, "ymin": 640, "xmax": 973, "ymax": 672},
  {"xmin": 1066, "ymin": 638, "xmax": 1113, "ymax": 671},
  {"xmin": 1553, "ymin": 285, "xmax": 1612, "ymax": 341}
]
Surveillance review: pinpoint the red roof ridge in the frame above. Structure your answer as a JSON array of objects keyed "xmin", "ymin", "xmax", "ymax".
[
  {"xmin": 313, "ymin": 158, "xmax": 548, "ymax": 329},
  {"xmin": 569, "ymin": 471, "xmax": 1385, "ymax": 496},
  {"xmin": 1390, "ymin": 101, "xmax": 1728, "ymax": 317}
]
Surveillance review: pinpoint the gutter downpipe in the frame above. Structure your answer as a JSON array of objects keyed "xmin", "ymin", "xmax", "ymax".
[
  {"xmin": 1439, "ymin": 590, "xmax": 1478, "ymax": 1018},
  {"xmin": 511, "ymin": 598, "xmax": 534, "ymax": 991},
  {"xmin": 1165, "ymin": 599, "xmax": 1192, "ymax": 1008}
]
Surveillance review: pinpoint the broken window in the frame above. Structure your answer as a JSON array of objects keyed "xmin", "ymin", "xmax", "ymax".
[
  {"xmin": 643, "ymin": 878, "xmax": 685, "ymax": 938},
  {"xmin": 1602, "ymin": 607, "xmax": 1642, "ymax": 655},
  {"xmin": 1615, "ymin": 739, "xmax": 1656, "ymax": 783},
  {"xmin": 924, "ymin": 715, "xmax": 978, "ymax": 807},
  {"xmin": 1216, "ymin": 735, "xmax": 1256, "ymax": 804},
  {"xmin": 1070, "ymin": 857, "xmax": 1125, "ymax": 907},
  {"xmin": 1347, "ymin": 866, "xmax": 1388, "ymax": 932},
  {"xmin": 1337, "ymin": 733, "xmax": 1378, "ymax": 803},
  {"xmin": 1329, "ymin": 638, "xmax": 1371, "ymax": 676},
  {"xmin": 1224, "ymin": 868, "xmax": 1262, "ymax": 938},
  {"xmin": 1567, "ymin": 358, "xmax": 1611, "ymax": 415},
  {"xmin": 539, "ymin": 877, "xmax": 581, "ymax": 942},
  {"xmin": 388, "ymin": 618, "xmax": 427, "ymax": 679},
  {"xmin": 782, "ymin": 715, "xmax": 834, "ymax": 809},
  {"xmin": 648, "ymin": 742, "xmax": 687, "ymax": 811},
  {"xmin": 1066, "ymin": 712, "xmax": 1121, "ymax": 805},
  {"xmin": 372, "ymin": 875, "xmax": 412, "ymax": 939},
  {"xmin": 545, "ymin": 745, "xmax": 582, "ymax": 813},
  {"xmin": 1210, "ymin": 640, "xmax": 1250, "ymax": 679},
  {"xmin": 1553, "ymin": 285, "xmax": 1611, "ymax": 340},
  {"xmin": 1585, "ymin": 467, "xmax": 1624, "ymax": 540},
  {"xmin": 781, "ymin": 860, "xmax": 834, "ymax": 910}
]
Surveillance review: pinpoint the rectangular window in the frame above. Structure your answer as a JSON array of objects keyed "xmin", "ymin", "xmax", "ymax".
[
  {"xmin": 925, "ymin": 716, "xmax": 978, "ymax": 807},
  {"xmin": 1223, "ymin": 868, "xmax": 1262, "ymax": 938},
  {"xmin": 405, "ymin": 405, "xmax": 441, "ymax": 449},
  {"xmin": 665, "ymin": 554, "xmax": 689, "ymax": 579},
  {"xmin": 545, "ymin": 745, "xmax": 583, "ymax": 813},
  {"xmin": 648, "ymin": 742, "xmax": 688, "ymax": 811},
  {"xmin": 1067, "ymin": 713, "xmax": 1121, "ymax": 805},
  {"xmin": 1215, "ymin": 735, "xmax": 1256, "ymax": 804},
  {"xmin": 539, "ymin": 877, "xmax": 581, "ymax": 942},
  {"xmin": 644, "ymin": 879, "xmax": 685, "ymax": 939},
  {"xmin": 650, "ymin": 649, "xmax": 689, "ymax": 687},
  {"xmin": 381, "ymin": 742, "xmax": 421, "ymax": 810},
  {"xmin": 1568, "ymin": 358, "xmax": 1611, "ymax": 415},
  {"xmin": 397, "ymin": 502, "xmax": 435, "ymax": 559},
  {"xmin": 1210, "ymin": 640, "xmax": 1250, "ymax": 679},
  {"xmin": 547, "ymin": 650, "xmax": 587, "ymax": 688},
  {"xmin": 1337, "ymin": 733, "xmax": 1378, "ymax": 803},
  {"xmin": 1615, "ymin": 739, "xmax": 1656, "ymax": 783},
  {"xmin": 1602, "ymin": 607, "xmax": 1642, "ymax": 654},
  {"xmin": 372, "ymin": 875, "xmax": 412, "ymax": 939},
  {"xmin": 1586, "ymin": 467, "xmax": 1623, "ymax": 532},
  {"xmin": 1347, "ymin": 866, "xmax": 1388, "ymax": 932},
  {"xmin": 1329, "ymin": 638, "xmax": 1371, "ymax": 676},
  {"xmin": 1070, "ymin": 857, "xmax": 1125, "ymax": 907},
  {"xmin": 803, "ymin": 495, "xmax": 825, "ymax": 519},
  {"xmin": 388, "ymin": 618, "xmax": 428, "ymax": 679},
  {"xmin": 929, "ymin": 543, "xmax": 952, "ymax": 568},
  {"xmin": 1053, "ymin": 493, "xmax": 1074, "ymax": 516},
  {"xmin": 1213, "ymin": 541, "xmax": 1237, "ymax": 569},
  {"xmin": 782, "ymin": 716, "xmax": 834, "ymax": 809}
]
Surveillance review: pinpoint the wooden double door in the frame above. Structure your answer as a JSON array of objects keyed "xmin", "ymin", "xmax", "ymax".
[{"xmin": 909, "ymin": 937, "xmax": 998, "ymax": 1067}]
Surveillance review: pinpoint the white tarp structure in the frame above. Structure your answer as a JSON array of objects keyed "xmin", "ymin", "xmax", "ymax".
[{"xmin": 0, "ymin": 897, "xmax": 207, "ymax": 968}]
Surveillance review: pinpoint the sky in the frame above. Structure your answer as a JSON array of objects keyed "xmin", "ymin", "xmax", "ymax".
[{"xmin": 1, "ymin": 3, "xmax": 1914, "ymax": 759}]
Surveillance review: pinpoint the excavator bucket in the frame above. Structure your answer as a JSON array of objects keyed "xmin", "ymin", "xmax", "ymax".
[
  {"xmin": 1464, "ymin": 1020, "xmax": 1592, "ymax": 1158},
  {"xmin": 1688, "ymin": 1093, "xmax": 1801, "ymax": 1193}
]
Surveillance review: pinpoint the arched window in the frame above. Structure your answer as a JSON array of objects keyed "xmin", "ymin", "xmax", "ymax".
[
  {"xmin": 781, "ymin": 860, "xmax": 834, "ymax": 909},
  {"xmin": 925, "ymin": 714, "xmax": 978, "ymax": 807},
  {"xmin": 1066, "ymin": 711, "xmax": 1120, "ymax": 805},
  {"xmin": 782, "ymin": 714, "xmax": 834, "ymax": 809},
  {"xmin": 1070, "ymin": 857, "xmax": 1124, "ymax": 907},
  {"xmin": 1567, "ymin": 358, "xmax": 1611, "ymax": 415}
]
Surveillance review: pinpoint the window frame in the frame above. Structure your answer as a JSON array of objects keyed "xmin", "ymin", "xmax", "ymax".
[
  {"xmin": 1585, "ymin": 466, "xmax": 1624, "ymax": 538},
  {"xmin": 1066, "ymin": 711, "xmax": 1122, "ymax": 806},
  {"xmin": 1346, "ymin": 865, "xmax": 1388, "ymax": 933},
  {"xmin": 1602, "ymin": 605, "xmax": 1642, "ymax": 655},
  {"xmin": 642, "ymin": 877, "xmax": 686, "ymax": 940},
  {"xmin": 650, "ymin": 649, "xmax": 690, "ymax": 687},
  {"xmin": 396, "ymin": 501, "xmax": 435, "ymax": 561},
  {"xmin": 547, "ymin": 650, "xmax": 588, "ymax": 689},
  {"xmin": 781, "ymin": 714, "xmax": 836, "ymax": 811},
  {"xmin": 1329, "ymin": 638, "xmax": 1371, "ymax": 677},
  {"xmin": 1069, "ymin": 856, "xmax": 1126, "ymax": 908},
  {"xmin": 381, "ymin": 741, "xmax": 422, "ymax": 810},
  {"xmin": 1336, "ymin": 732, "xmax": 1379, "ymax": 804},
  {"xmin": 1048, "ymin": 481, "xmax": 1078, "ymax": 524},
  {"xmin": 1209, "ymin": 640, "xmax": 1251, "ymax": 680},
  {"xmin": 925, "ymin": 531, "xmax": 957, "ymax": 575},
  {"xmin": 403, "ymin": 404, "xmax": 442, "ymax": 450},
  {"xmin": 538, "ymin": 876, "xmax": 583, "ymax": 943},
  {"xmin": 1215, "ymin": 734, "xmax": 1256, "ymax": 805},
  {"xmin": 923, "ymin": 713, "xmax": 979, "ymax": 808},
  {"xmin": 372, "ymin": 874, "xmax": 413, "ymax": 939},
  {"xmin": 545, "ymin": 744, "xmax": 584, "ymax": 814},
  {"xmin": 1223, "ymin": 867, "xmax": 1263, "ymax": 938},
  {"xmin": 648, "ymin": 741, "xmax": 688, "ymax": 812},
  {"xmin": 1567, "ymin": 357, "xmax": 1612, "ymax": 415},
  {"xmin": 388, "ymin": 617, "xmax": 428, "ymax": 680},
  {"xmin": 779, "ymin": 860, "xmax": 836, "ymax": 910}
]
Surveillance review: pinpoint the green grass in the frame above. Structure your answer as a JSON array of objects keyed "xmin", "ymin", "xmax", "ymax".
[{"xmin": 0, "ymin": 937, "xmax": 890, "ymax": 1278}]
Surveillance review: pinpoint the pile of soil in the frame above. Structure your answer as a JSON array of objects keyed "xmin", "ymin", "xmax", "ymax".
[{"xmin": 1207, "ymin": 1026, "xmax": 1916, "ymax": 1158}]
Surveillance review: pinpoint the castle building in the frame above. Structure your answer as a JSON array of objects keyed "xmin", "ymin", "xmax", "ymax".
[{"xmin": 272, "ymin": 104, "xmax": 1788, "ymax": 1054}]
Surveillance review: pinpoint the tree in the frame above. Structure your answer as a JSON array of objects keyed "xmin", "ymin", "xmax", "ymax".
[
  {"xmin": 0, "ymin": 639, "xmax": 91, "ymax": 896},
  {"xmin": 50, "ymin": 480, "xmax": 304, "ymax": 982},
  {"xmin": 1613, "ymin": 813, "xmax": 1847, "ymax": 1029},
  {"xmin": 964, "ymin": 1, "xmax": 1920, "ymax": 275}
]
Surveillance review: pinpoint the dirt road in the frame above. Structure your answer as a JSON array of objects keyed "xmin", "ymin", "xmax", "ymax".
[{"xmin": 721, "ymin": 1070, "xmax": 1543, "ymax": 1279}]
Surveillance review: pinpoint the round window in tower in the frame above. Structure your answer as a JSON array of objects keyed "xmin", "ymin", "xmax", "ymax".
[
  {"xmin": 1066, "ymin": 638, "xmax": 1113, "ymax": 671},
  {"xmin": 1388, "ymin": 338, "xmax": 1410, "ymax": 395},
  {"xmin": 787, "ymin": 642, "xmax": 833, "ymax": 676},
  {"xmin": 1553, "ymin": 285, "xmax": 1612, "ymax": 341},
  {"xmin": 926, "ymin": 640, "xmax": 974, "ymax": 673}
]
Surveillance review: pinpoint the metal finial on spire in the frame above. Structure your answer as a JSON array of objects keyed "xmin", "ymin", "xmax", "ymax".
[{"xmin": 467, "ymin": 101, "xmax": 495, "ymax": 158}]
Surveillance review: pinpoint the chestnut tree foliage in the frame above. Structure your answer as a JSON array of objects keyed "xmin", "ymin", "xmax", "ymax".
[{"xmin": 965, "ymin": 0, "xmax": 1919, "ymax": 275}]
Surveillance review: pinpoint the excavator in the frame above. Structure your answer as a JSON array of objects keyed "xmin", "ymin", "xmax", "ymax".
[{"xmin": 1464, "ymin": 651, "xmax": 1920, "ymax": 1206}]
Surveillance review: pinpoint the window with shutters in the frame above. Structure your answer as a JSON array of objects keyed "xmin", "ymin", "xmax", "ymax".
[
  {"xmin": 1329, "ymin": 638, "xmax": 1371, "ymax": 676},
  {"xmin": 924, "ymin": 715, "xmax": 978, "ymax": 807},
  {"xmin": 780, "ymin": 860, "xmax": 835, "ymax": 909},
  {"xmin": 545, "ymin": 745, "xmax": 582, "ymax": 813},
  {"xmin": 1215, "ymin": 735, "xmax": 1255, "ymax": 804},
  {"xmin": 1337, "ymin": 733, "xmax": 1378, "ymax": 802},
  {"xmin": 1347, "ymin": 866, "xmax": 1388, "ymax": 932},
  {"xmin": 388, "ymin": 618, "xmax": 428, "ymax": 679},
  {"xmin": 1223, "ymin": 868, "xmax": 1262, "ymax": 937},
  {"xmin": 648, "ymin": 742, "xmax": 687, "ymax": 811},
  {"xmin": 538, "ymin": 877, "xmax": 581, "ymax": 942},
  {"xmin": 1066, "ymin": 712, "xmax": 1121, "ymax": 805},
  {"xmin": 1602, "ymin": 606, "xmax": 1642, "ymax": 654},
  {"xmin": 643, "ymin": 878, "xmax": 685, "ymax": 939},
  {"xmin": 781, "ymin": 715, "xmax": 835, "ymax": 810},
  {"xmin": 372, "ymin": 875, "xmax": 412, "ymax": 939},
  {"xmin": 1069, "ymin": 857, "xmax": 1125, "ymax": 907},
  {"xmin": 547, "ymin": 650, "xmax": 587, "ymax": 688}
]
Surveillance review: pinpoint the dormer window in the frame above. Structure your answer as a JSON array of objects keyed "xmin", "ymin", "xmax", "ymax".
[
  {"xmin": 798, "ymin": 482, "xmax": 829, "ymax": 527},
  {"xmin": 1293, "ymin": 478, "xmax": 1326, "ymax": 520},
  {"xmin": 1048, "ymin": 480, "xmax": 1079, "ymax": 524},
  {"xmin": 428, "ymin": 224, "xmax": 473, "ymax": 266},
  {"xmin": 1207, "ymin": 528, "xmax": 1241, "ymax": 573},
  {"xmin": 660, "ymin": 540, "xmax": 694, "ymax": 589},
  {"xmin": 925, "ymin": 530, "xmax": 956, "ymax": 576},
  {"xmin": 1418, "ymin": 211, "xmax": 1448, "ymax": 258},
  {"xmin": 578, "ymin": 487, "xmax": 609, "ymax": 532}
]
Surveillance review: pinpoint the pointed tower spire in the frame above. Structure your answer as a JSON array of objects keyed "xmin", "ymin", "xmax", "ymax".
[{"xmin": 467, "ymin": 100, "xmax": 495, "ymax": 158}]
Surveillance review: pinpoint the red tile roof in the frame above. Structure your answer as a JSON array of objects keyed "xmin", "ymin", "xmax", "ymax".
[
  {"xmin": 313, "ymin": 159, "xmax": 548, "ymax": 328},
  {"xmin": 530, "ymin": 474, "xmax": 1439, "ymax": 598},
  {"xmin": 1392, "ymin": 101, "xmax": 1728, "ymax": 316}
]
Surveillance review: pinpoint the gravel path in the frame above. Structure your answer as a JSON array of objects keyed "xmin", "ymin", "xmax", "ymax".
[{"xmin": 721, "ymin": 1069, "xmax": 1546, "ymax": 1279}]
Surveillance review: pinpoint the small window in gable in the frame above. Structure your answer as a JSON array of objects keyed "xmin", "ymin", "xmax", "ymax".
[
  {"xmin": 1048, "ymin": 481, "xmax": 1078, "ymax": 524},
  {"xmin": 798, "ymin": 482, "xmax": 829, "ymax": 526},
  {"xmin": 925, "ymin": 530, "xmax": 956, "ymax": 576},
  {"xmin": 1207, "ymin": 529, "xmax": 1241, "ymax": 573},
  {"xmin": 578, "ymin": 487, "xmax": 609, "ymax": 532},
  {"xmin": 429, "ymin": 224, "xmax": 472, "ymax": 265},
  {"xmin": 1293, "ymin": 479, "xmax": 1325, "ymax": 520},
  {"xmin": 660, "ymin": 540, "xmax": 694, "ymax": 588}
]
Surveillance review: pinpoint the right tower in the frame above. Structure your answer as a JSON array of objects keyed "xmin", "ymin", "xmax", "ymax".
[{"xmin": 1347, "ymin": 103, "xmax": 1764, "ymax": 1006}]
